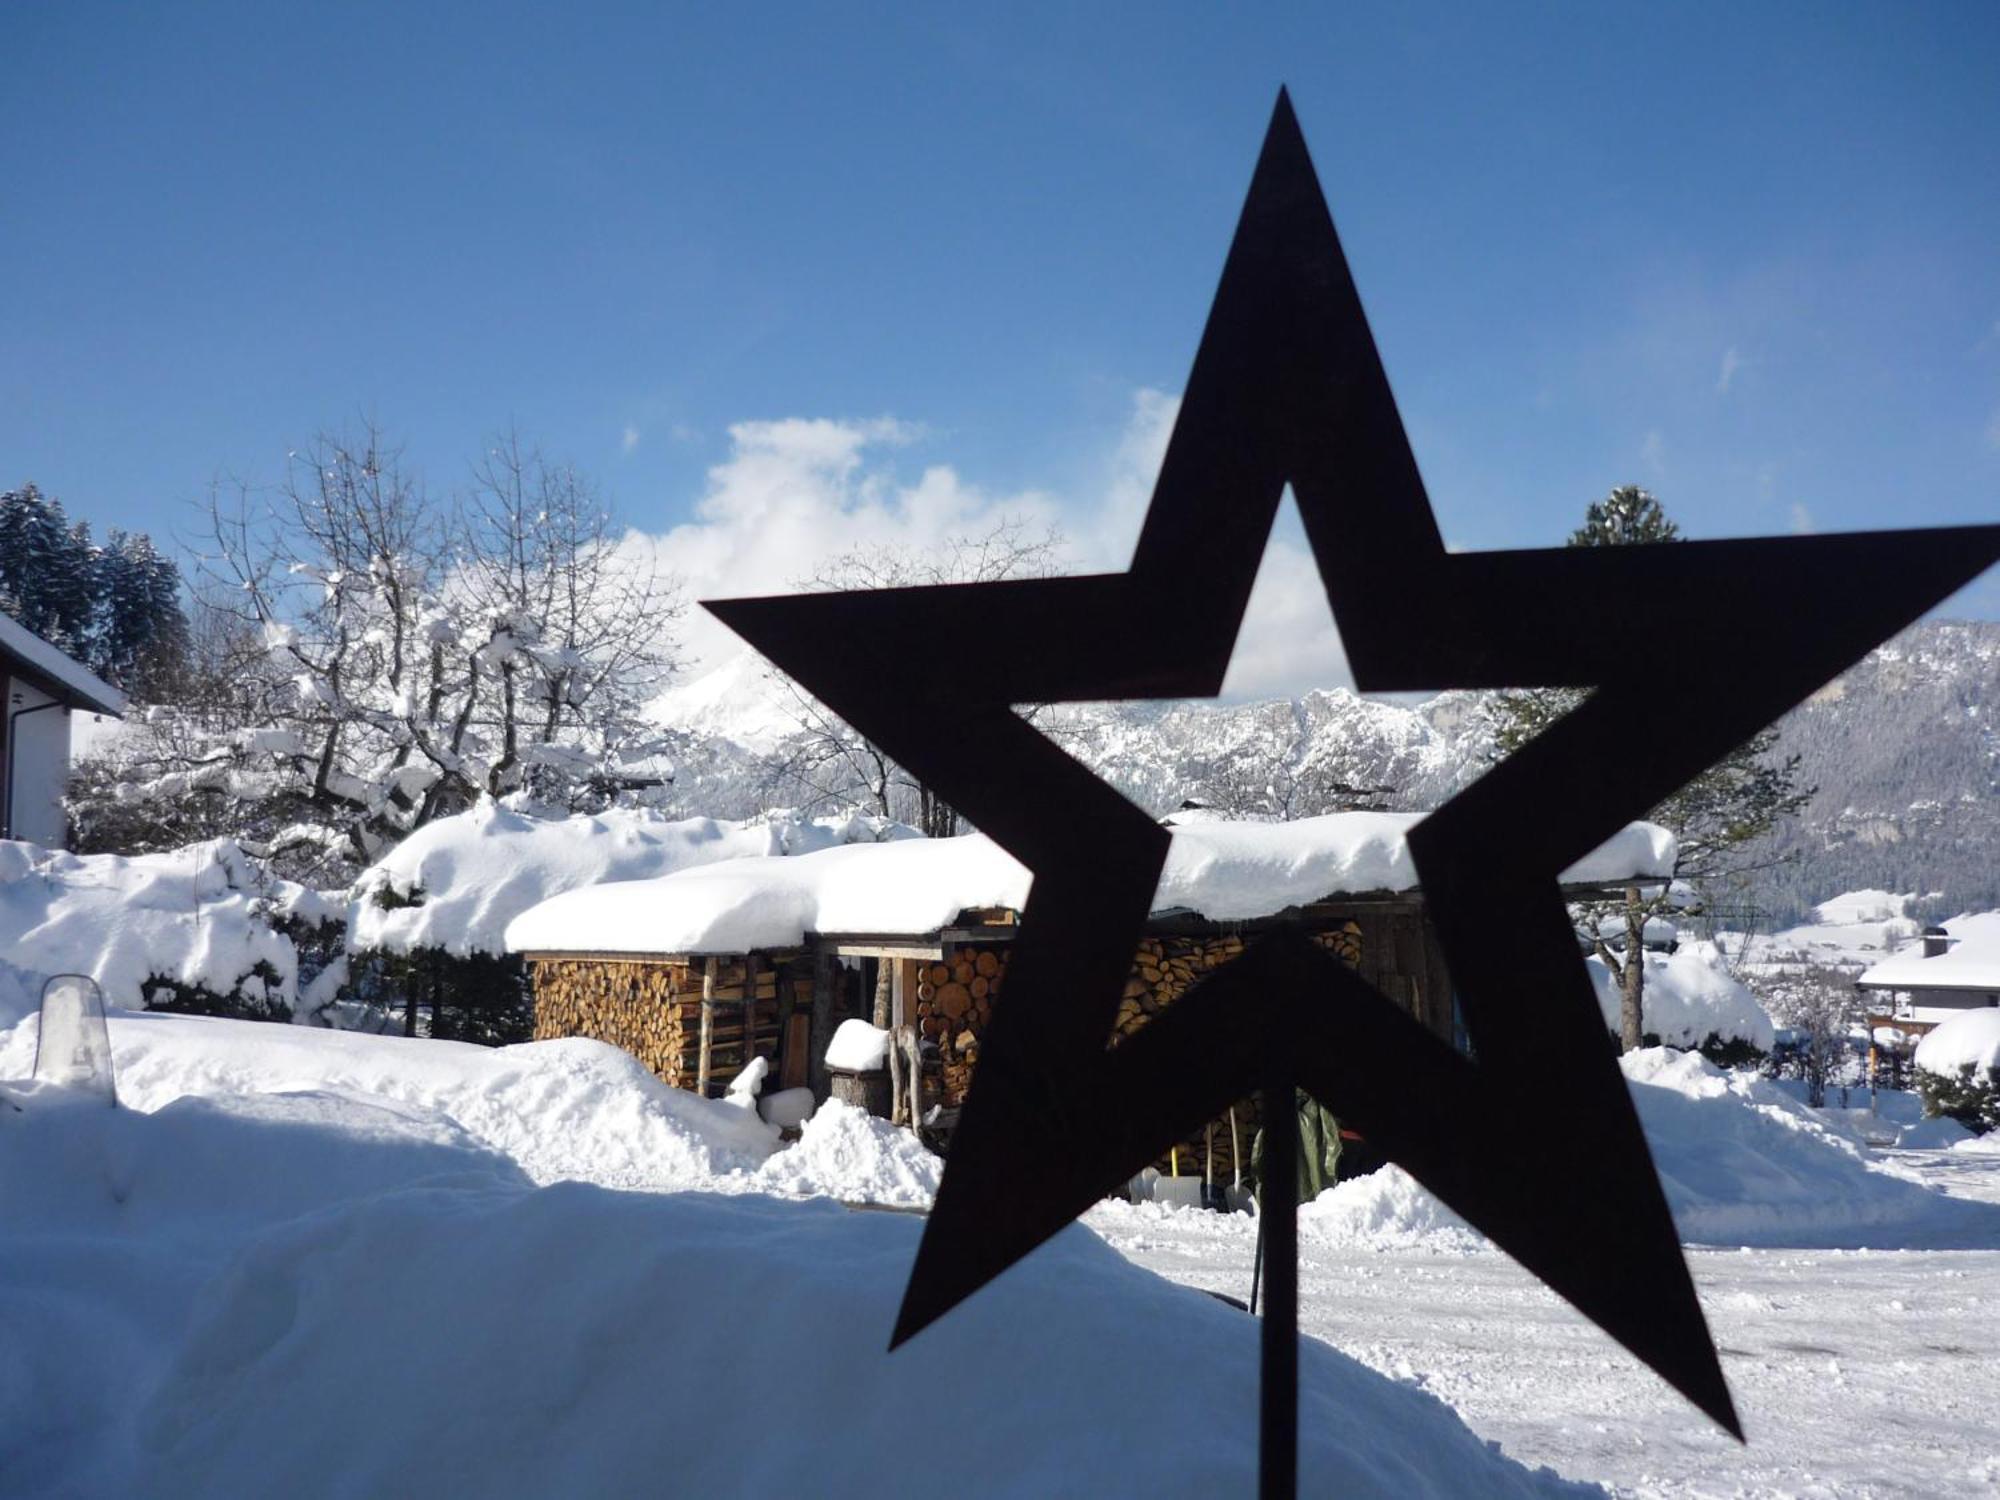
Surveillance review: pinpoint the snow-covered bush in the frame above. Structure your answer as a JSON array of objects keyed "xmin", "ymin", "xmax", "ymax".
[
  {"xmin": 1914, "ymin": 1010, "xmax": 2000, "ymax": 1133},
  {"xmin": 74, "ymin": 429, "xmax": 682, "ymax": 891},
  {"xmin": 1585, "ymin": 942, "xmax": 1774, "ymax": 1065},
  {"xmin": 0, "ymin": 837, "xmax": 338, "ymax": 1025}
]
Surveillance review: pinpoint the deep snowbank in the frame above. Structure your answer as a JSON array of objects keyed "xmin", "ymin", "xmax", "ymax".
[
  {"xmin": 1302, "ymin": 1049, "xmax": 2000, "ymax": 1252},
  {"xmin": 0, "ymin": 1009, "xmax": 779, "ymax": 1189},
  {"xmin": 0, "ymin": 1093, "xmax": 1593, "ymax": 1498}
]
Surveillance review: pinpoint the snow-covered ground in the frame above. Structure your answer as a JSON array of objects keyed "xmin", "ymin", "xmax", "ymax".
[{"xmin": 4, "ymin": 1003, "xmax": 1997, "ymax": 1497}]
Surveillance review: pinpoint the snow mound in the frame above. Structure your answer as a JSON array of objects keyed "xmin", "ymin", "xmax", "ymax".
[
  {"xmin": 351, "ymin": 800, "xmax": 915, "ymax": 958},
  {"xmin": 1300, "ymin": 1166, "xmax": 1487, "ymax": 1253},
  {"xmin": 507, "ymin": 814, "xmax": 1675, "ymax": 955},
  {"xmin": 1914, "ymin": 1008, "xmax": 2000, "ymax": 1077},
  {"xmin": 824, "ymin": 1017, "xmax": 890, "ymax": 1071},
  {"xmin": 1622, "ymin": 1048, "xmax": 1991, "ymax": 1247},
  {"xmin": 0, "ymin": 1010, "xmax": 779, "ymax": 1190},
  {"xmin": 1586, "ymin": 944, "xmax": 1775, "ymax": 1051},
  {"xmin": 130, "ymin": 1187, "xmax": 1592, "ymax": 1498},
  {"xmin": 1295, "ymin": 1050, "xmax": 1998, "ymax": 1251},
  {"xmin": 1898, "ymin": 1115, "xmax": 1974, "ymax": 1149},
  {"xmin": 0, "ymin": 837, "xmax": 333, "ymax": 1017},
  {"xmin": 749, "ymin": 1098, "xmax": 941, "ymax": 1205}
]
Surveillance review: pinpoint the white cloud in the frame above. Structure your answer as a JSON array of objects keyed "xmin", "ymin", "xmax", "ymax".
[
  {"xmin": 626, "ymin": 414, "xmax": 1055, "ymax": 682},
  {"xmin": 622, "ymin": 390, "xmax": 1361, "ymax": 701},
  {"xmin": 620, "ymin": 425, "xmax": 641, "ymax": 455},
  {"xmin": 1788, "ymin": 502, "xmax": 1815, "ymax": 535},
  {"xmin": 1716, "ymin": 347, "xmax": 1742, "ymax": 395},
  {"xmin": 1640, "ymin": 429, "xmax": 1667, "ymax": 475},
  {"xmin": 1216, "ymin": 492, "xmax": 1351, "ymax": 700}
]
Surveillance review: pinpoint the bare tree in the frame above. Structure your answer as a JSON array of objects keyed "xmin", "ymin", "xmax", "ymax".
[
  {"xmin": 1759, "ymin": 963, "xmax": 1864, "ymax": 1107},
  {"xmin": 74, "ymin": 423, "xmax": 682, "ymax": 884},
  {"xmin": 760, "ymin": 516, "xmax": 1064, "ymax": 838}
]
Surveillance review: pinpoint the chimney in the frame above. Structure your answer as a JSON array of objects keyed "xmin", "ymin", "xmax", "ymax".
[{"xmin": 1922, "ymin": 925, "xmax": 1951, "ymax": 959}]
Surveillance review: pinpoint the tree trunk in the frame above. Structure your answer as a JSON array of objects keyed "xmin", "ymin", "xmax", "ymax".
[{"xmin": 1620, "ymin": 888, "xmax": 1646, "ymax": 1052}]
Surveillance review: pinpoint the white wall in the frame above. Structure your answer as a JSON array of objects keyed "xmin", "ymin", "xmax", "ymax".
[{"xmin": 4, "ymin": 675, "xmax": 72, "ymax": 848}]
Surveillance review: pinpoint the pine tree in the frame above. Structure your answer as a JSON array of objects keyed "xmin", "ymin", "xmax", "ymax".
[
  {"xmin": 1490, "ymin": 486, "xmax": 1812, "ymax": 1052},
  {"xmin": 0, "ymin": 484, "xmax": 191, "ymax": 695}
]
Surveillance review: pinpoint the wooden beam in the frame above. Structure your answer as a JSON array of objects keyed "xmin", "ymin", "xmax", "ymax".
[{"xmin": 696, "ymin": 956, "xmax": 717, "ymax": 1098}]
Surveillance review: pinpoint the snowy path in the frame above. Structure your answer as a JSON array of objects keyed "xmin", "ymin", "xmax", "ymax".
[{"xmin": 1088, "ymin": 1149, "xmax": 2000, "ymax": 1499}]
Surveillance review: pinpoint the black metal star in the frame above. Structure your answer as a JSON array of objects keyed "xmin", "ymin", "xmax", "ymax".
[{"xmin": 706, "ymin": 91, "xmax": 2000, "ymax": 1496}]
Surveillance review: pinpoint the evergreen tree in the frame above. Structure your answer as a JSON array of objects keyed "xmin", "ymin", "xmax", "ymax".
[
  {"xmin": 0, "ymin": 483, "xmax": 191, "ymax": 695},
  {"xmin": 0, "ymin": 484, "xmax": 97, "ymax": 653},
  {"xmin": 1490, "ymin": 486, "xmax": 1813, "ymax": 1052}
]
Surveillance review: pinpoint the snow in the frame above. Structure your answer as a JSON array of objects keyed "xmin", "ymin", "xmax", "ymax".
[
  {"xmin": 0, "ymin": 1011, "xmax": 779, "ymax": 1191},
  {"xmin": 1585, "ymin": 943, "xmax": 1776, "ymax": 1051},
  {"xmin": 824, "ymin": 1017, "xmax": 890, "ymax": 1071},
  {"xmin": 1298, "ymin": 1049, "xmax": 1998, "ymax": 1253},
  {"xmin": 748, "ymin": 1097, "xmax": 942, "ymax": 1206},
  {"xmin": 0, "ymin": 607, "xmax": 125, "ymax": 714},
  {"xmin": 350, "ymin": 799, "xmax": 915, "ymax": 958},
  {"xmin": 1914, "ymin": 1007, "xmax": 2000, "ymax": 1077},
  {"xmin": 647, "ymin": 651, "xmax": 803, "ymax": 755},
  {"xmin": 507, "ymin": 813, "xmax": 1677, "ymax": 956},
  {"xmin": 0, "ymin": 1014, "xmax": 1596, "ymax": 1498},
  {"xmin": 1858, "ymin": 909, "xmax": 2000, "ymax": 993},
  {"xmin": 1813, "ymin": 889, "xmax": 1915, "ymax": 926},
  {"xmin": 0, "ymin": 838, "xmax": 333, "ymax": 1022},
  {"xmin": 758, "ymin": 1085, "xmax": 816, "ymax": 1129}
]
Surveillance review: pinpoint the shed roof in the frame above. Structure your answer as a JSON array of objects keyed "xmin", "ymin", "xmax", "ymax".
[
  {"xmin": 0, "ymin": 612, "xmax": 125, "ymax": 717},
  {"xmin": 505, "ymin": 810, "xmax": 1677, "ymax": 958}
]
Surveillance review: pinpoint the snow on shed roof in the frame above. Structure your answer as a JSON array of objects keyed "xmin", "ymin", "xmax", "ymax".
[
  {"xmin": 350, "ymin": 800, "xmax": 917, "ymax": 958},
  {"xmin": 1857, "ymin": 911, "xmax": 2000, "ymax": 994},
  {"xmin": 504, "ymin": 810, "xmax": 1677, "ymax": 957},
  {"xmin": 0, "ymin": 611, "xmax": 124, "ymax": 716}
]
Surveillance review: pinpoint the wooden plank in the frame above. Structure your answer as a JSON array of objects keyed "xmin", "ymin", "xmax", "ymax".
[
  {"xmin": 809, "ymin": 945, "xmax": 837, "ymax": 1101},
  {"xmin": 781, "ymin": 1012, "xmax": 811, "ymax": 1090}
]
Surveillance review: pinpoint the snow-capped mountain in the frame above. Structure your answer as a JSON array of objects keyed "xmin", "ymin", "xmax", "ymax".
[{"xmin": 653, "ymin": 620, "xmax": 2000, "ymax": 925}]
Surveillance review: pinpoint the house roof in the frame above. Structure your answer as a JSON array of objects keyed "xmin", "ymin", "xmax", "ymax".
[
  {"xmin": 1856, "ymin": 910, "xmax": 2000, "ymax": 994},
  {"xmin": 504, "ymin": 810, "xmax": 1678, "ymax": 958},
  {"xmin": 0, "ymin": 612, "xmax": 124, "ymax": 717}
]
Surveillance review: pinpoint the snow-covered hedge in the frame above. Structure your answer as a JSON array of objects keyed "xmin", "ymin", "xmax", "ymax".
[
  {"xmin": 1585, "ymin": 943, "xmax": 1774, "ymax": 1059},
  {"xmin": 1914, "ymin": 1009, "xmax": 2000, "ymax": 1134},
  {"xmin": 0, "ymin": 838, "xmax": 337, "ymax": 1026}
]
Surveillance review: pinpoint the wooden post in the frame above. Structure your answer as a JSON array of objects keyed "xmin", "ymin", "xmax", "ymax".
[
  {"xmin": 887, "ymin": 1020, "xmax": 907, "ymax": 1125},
  {"xmin": 696, "ymin": 956, "xmax": 718, "ymax": 1098},
  {"xmin": 1259, "ymin": 1065, "xmax": 1298, "ymax": 1500},
  {"xmin": 774, "ymin": 957, "xmax": 798, "ymax": 1085},
  {"xmin": 745, "ymin": 955, "xmax": 760, "ymax": 1065},
  {"xmin": 1228, "ymin": 1105, "xmax": 1243, "ymax": 1189},
  {"xmin": 902, "ymin": 1024, "xmax": 925, "ymax": 1133},
  {"xmin": 809, "ymin": 945, "xmax": 837, "ymax": 1101}
]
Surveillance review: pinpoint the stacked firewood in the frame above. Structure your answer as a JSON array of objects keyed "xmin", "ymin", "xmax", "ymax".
[
  {"xmin": 913, "ymin": 947, "xmax": 1006, "ymax": 1105},
  {"xmin": 528, "ymin": 956, "xmax": 794, "ymax": 1094}
]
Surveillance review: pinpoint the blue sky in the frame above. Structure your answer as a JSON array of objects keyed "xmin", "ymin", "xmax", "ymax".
[{"xmin": 4, "ymin": 2, "xmax": 1997, "ymax": 673}]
